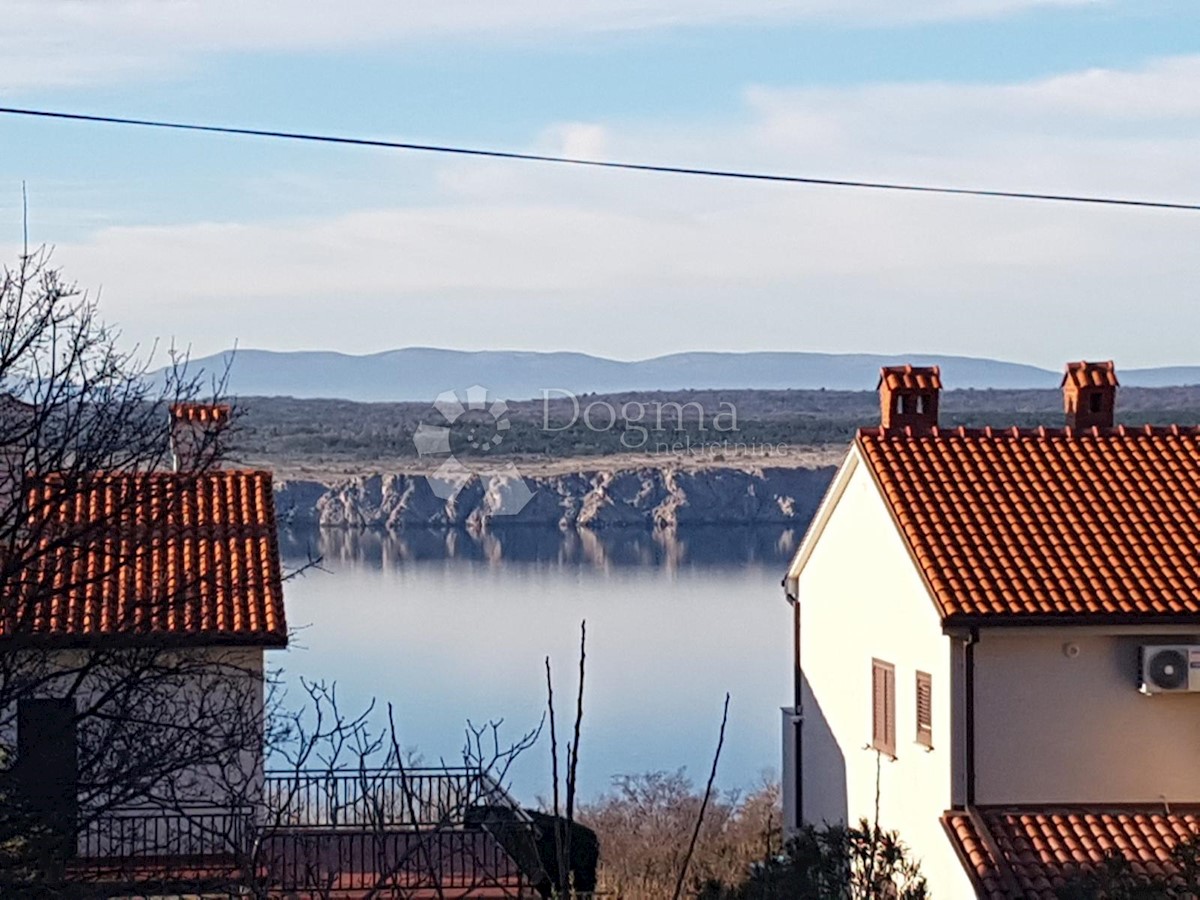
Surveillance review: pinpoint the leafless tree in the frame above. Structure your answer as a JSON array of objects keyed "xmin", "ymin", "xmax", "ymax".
[
  {"xmin": 0, "ymin": 241, "xmax": 281, "ymax": 892},
  {"xmin": 133, "ymin": 676, "xmax": 544, "ymax": 899},
  {"xmin": 581, "ymin": 772, "xmax": 782, "ymax": 900},
  {"xmin": 544, "ymin": 620, "xmax": 591, "ymax": 898},
  {"xmin": 0, "ymin": 245, "xmax": 751, "ymax": 899},
  {"xmin": 673, "ymin": 693, "xmax": 731, "ymax": 900}
]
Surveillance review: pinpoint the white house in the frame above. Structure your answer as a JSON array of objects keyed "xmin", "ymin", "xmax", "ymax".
[{"xmin": 782, "ymin": 361, "xmax": 1200, "ymax": 898}]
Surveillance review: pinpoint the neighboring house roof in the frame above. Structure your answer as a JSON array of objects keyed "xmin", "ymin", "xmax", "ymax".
[
  {"xmin": 855, "ymin": 425, "xmax": 1200, "ymax": 624},
  {"xmin": 4, "ymin": 470, "xmax": 287, "ymax": 647},
  {"xmin": 944, "ymin": 807, "xmax": 1200, "ymax": 899}
]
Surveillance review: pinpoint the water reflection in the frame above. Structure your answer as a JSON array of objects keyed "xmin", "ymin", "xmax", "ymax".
[
  {"xmin": 279, "ymin": 524, "xmax": 801, "ymax": 572},
  {"xmin": 277, "ymin": 525, "xmax": 796, "ymax": 801}
]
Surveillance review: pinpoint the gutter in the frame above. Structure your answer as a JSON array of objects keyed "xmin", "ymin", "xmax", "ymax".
[
  {"xmin": 788, "ymin": 581, "xmax": 802, "ymax": 709},
  {"xmin": 965, "ymin": 627, "xmax": 979, "ymax": 807},
  {"xmin": 784, "ymin": 577, "xmax": 803, "ymax": 826}
]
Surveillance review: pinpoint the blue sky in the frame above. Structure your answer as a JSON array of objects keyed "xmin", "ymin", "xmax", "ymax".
[{"xmin": 2, "ymin": 1, "xmax": 1199, "ymax": 368}]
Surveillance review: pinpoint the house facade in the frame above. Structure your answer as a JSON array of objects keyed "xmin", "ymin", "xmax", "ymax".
[{"xmin": 783, "ymin": 362, "xmax": 1200, "ymax": 897}]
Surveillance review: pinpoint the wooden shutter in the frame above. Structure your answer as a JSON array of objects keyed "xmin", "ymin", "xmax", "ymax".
[
  {"xmin": 916, "ymin": 671, "xmax": 933, "ymax": 748},
  {"xmin": 871, "ymin": 659, "xmax": 896, "ymax": 757}
]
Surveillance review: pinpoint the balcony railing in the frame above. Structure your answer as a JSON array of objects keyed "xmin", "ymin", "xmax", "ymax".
[
  {"xmin": 262, "ymin": 766, "xmax": 525, "ymax": 829},
  {"xmin": 78, "ymin": 805, "xmax": 249, "ymax": 860},
  {"xmin": 69, "ymin": 768, "xmax": 535, "ymax": 895},
  {"xmin": 260, "ymin": 827, "xmax": 528, "ymax": 893}
]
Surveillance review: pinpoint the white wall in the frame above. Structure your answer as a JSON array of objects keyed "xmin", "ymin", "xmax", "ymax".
[
  {"xmin": 0, "ymin": 644, "xmax": 266, "ymax": 808},
  {"xmin": 975, "ymin": 628, "xmax": 1200, "ymax": 804},
  {"xmin": 794, "ymin": 452, "xmax": 974, "ymax": 898}
]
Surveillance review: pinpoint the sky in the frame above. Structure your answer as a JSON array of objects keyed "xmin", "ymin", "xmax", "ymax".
[{"xmin": 2, "ymin": 0, "xmax": 1199, "ymax": 369}]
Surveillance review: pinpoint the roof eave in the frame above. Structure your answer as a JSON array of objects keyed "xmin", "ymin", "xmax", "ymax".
[
  {"xmin": 784, "ymin": 445, "xmax": 860, "ymax": 596},
  {"xmin": 944, "ymin": 612, "xmax": 1200, "ymax": 629},
  {"xmin": 0, "ymin": 630, "xmax": 290, "ymax": 651}
]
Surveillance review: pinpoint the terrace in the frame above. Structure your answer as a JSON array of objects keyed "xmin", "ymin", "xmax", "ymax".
[{"xmin": 68, "ymin": 767, "xmax": 540, "ymax": 898}]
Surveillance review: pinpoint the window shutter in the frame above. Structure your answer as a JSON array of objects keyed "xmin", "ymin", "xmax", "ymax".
[
  {"xmin": 872, "ymin": 659, "xmax": 896, "ymax": 757},
  {"xmin": 916, "ymin": 671, "xmax": 933, "ymax": 748}
]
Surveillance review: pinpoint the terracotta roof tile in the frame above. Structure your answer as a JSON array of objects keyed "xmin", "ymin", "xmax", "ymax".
[
  {"xmin": 170, "ymin": 402, "xmax": 232, "ymax": 424},
  {"xmin": 945, "ymin": 807, "xmax": 1200, "ymax": 899},
  {"xmin": 878, "ymin": 365, "xmax": 943, "ymax": 391},
  {"xmin": 1061, "ymin": 360, "xmax": 1119, "ymax": 390},
  {"xmin": 943, "ymin": 812, "xmax": 1008, "ymax": 899},
  {"xmin": 857, "ymin": 426, "xmax": 1200, "ymax": 622},
  {"xmin": 5, "ymin": 470, "xmax": 286, "ymax": 646}
]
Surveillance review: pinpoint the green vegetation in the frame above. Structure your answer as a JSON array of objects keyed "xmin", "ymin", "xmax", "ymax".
[
  {"xmin": 233, "ymin": 386, "xmax": 1200, "ymax": 471},
  {"xmin": 699, "ymin": 820, "xmax": 928, "ymax": 900},
  {"xmin": 1054, "ymin": 835, "xmax": 1200, "ymax": 899}
]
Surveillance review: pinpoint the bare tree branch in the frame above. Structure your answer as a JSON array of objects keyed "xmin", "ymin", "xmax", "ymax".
[{"xmin": 672, "ymin": 692, "xmax": 731, "ymax": 900}]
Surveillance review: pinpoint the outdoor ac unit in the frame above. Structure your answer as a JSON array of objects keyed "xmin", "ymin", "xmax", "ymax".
[{"xmin": 1139, "ymin": 645, "xmax": 1200, "ymax": 694}]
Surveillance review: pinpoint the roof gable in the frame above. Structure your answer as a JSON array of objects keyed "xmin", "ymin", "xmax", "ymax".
[
  {"xmin": 785, "ymin": 446, "xmax": 859, "ymax": 595},
  {"xmin": 858, "ymin": 425, "xmax": 1200, "ymax": 624}
]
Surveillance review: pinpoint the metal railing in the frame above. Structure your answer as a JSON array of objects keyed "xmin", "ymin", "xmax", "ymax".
[
  {"xmin": 263, "ymin": 766, "xmax": 526, "ymax": 829},
  {"xmin": 71, "ymin": 806, "xmax": 251, "ymax": 890},
  {"xmin": 260, "ymin": 827, "xmax": 527, "ymax": 892},
  {"xmin": 68, "ymin": 768, "xmax": 534, "ymax": 894},
  {"xmin": 76, "ymin": 805, "xmax": 251, "ymax": 861}
]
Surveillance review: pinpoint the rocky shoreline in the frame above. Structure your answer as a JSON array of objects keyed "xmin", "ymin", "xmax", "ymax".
[{"xmin": 274, "ymin": 464, "xmax": 836, "ymax": 531}]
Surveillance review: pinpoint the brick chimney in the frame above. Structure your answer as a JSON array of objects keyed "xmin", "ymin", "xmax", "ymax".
[
  {"xmin": 1062, "ymin": 361, "xmax": 1117, "ymax": 430},
  {"xmin": 169, "ymin": 403, "xmax": 231, "ymax": 471},
  {"xmin": 878, "ymin": 365, "xmax": 941, "ymax": 434},
  {"xmin": 0, "ymin": 393, "xmax": 34, "ymax": 508}
]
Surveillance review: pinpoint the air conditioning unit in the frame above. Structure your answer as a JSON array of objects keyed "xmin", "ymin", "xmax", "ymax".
[{"xmin": 1139, "ymin": 645, "xmax": 1200, "ymax": 694}]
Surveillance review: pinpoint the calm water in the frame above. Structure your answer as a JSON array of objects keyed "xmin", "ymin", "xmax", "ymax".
[{"xmin": 277, "ymin": 526, "xmax": 797, "ymax": 802}]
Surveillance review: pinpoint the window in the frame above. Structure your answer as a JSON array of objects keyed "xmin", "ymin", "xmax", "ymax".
[
  {"xmin": 1089, "ymin": 392, "xmax": 1103, "ymax": 413},
  {"xmin": 871, "ymin": 659, "xmax": 896, "ymax": 757},
  {"xmin": 916, "ymin": 671, "xmax": 933, "ymax": 749}
]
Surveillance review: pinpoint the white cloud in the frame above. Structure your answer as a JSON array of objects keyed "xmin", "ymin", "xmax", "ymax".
[
  {"xmin": 0, "ymin": 0, "xmax": 1098, "ymax": 90},
  {"xmin": 9, "ymin": 55, "xmax": 1200, "ymax": 369}
]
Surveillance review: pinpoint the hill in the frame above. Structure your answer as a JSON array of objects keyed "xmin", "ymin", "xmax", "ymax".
[
  {"xmin": 171, "ymin": 348, "xmax": 1070, "ymax": 401},
  {"xmin": 234, "ymin": 384, "xmax": 1200, "ymax": 480},
  {"xmin": 169, "ymin": 348, "xmax": 1200, "ymax": 402}
]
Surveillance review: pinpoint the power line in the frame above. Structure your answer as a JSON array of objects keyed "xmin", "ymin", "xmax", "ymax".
[{"xmin": 2, "ymin": 104, "xmax": 1198, "ymax": 212}]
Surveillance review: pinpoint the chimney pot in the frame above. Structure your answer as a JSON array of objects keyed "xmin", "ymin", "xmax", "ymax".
[
  {"xmin": 878, "ymin": 365, "xmax": 941, "ymax": 434},
  {"xmin": 169, "ymin": 403, "xmax": 231, "ymax": 471},
  {"xmin": 1061, "ymin": 361, "xmax": 1117, "ymax": 430}
]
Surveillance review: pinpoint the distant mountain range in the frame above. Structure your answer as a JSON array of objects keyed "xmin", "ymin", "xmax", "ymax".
[{"xmin": 166, "ymin": 348, "xmax": 1200, "ymax": 402}]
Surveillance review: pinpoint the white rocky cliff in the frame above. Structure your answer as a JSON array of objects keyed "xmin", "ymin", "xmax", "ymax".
[{"xmin": 274, "ymin": 465, "xmax": 835, "ymax": 530}]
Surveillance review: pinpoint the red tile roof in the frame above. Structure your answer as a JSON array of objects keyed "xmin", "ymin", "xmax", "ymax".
[
  {"xmin": 857, "ymin": 425, "xmax": 1200, "ymax": 623},
  {"xmin": 944, "ymin": 807, "xmax": 1200, "ymax": 899},
  {"xmin": 6, "ymin": 470, "xmax": 287, "ymax": 646}
]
